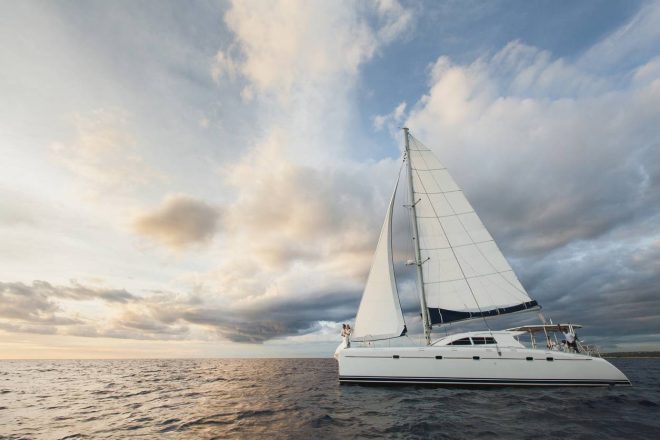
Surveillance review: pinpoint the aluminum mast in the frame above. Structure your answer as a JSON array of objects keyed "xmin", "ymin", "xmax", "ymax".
[{"xmin": 403, "ymin": 127, "xmax": 432, "ymax": 345}]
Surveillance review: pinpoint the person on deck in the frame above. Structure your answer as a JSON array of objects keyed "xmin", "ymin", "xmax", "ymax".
[
  {"xmin": 341, "ymin": 324, "xmax": 351, "ymax": 348},
  {"xmin": 563, "ymin": 330, "xmax": 579, "ymax": 353}
]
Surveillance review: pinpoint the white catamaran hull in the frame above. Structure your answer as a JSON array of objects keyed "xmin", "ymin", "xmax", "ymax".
[{"xmin": 338, "ymin": 346, "xmax": 630, "ymax": 386}]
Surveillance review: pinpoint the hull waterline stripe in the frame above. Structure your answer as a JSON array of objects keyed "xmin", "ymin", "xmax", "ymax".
[
  {"xmin": 338, "ymin": 376, "xmax": 631, "ymax": 386},
  {"xmin": 343, "ymin": 355, "xmax": 593, "ymax": 361}
]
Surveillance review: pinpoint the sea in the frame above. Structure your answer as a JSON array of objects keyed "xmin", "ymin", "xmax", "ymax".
[{"xmin": 1, "ymin": 358, "xmax": 658, "ymax": 439}]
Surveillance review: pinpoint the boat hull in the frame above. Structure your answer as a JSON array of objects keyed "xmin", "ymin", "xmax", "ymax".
[{"xmin": 338, "ymin": 346, "xmax": 630, "ymax": 386}]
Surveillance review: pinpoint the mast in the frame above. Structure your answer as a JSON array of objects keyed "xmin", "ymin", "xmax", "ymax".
[{"xmin": 403, "ymin": 127, "xmax": 432, "ymax": 345}]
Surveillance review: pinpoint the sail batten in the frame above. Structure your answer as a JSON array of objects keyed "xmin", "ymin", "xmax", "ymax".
[{"xmin": 407, "ymin": 135, "xmax": 537, "ymax": 325}]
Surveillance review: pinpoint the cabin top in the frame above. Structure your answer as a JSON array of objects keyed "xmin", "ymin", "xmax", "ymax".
[{"xmin": 432, "ymin": 331, "xmax": 525, "ymax": 348}]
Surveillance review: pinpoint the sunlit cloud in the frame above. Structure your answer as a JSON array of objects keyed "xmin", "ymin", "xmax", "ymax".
[{"xmin": 133, "ymin": 194, "xmax": 221, "ymax": 251}]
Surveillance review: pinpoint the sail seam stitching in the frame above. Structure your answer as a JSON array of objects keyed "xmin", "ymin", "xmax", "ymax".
[
  {"xmin": 420, "ymin": 240, "xmax": 494, "ymax": 250},
  {"xmin": 423, "ymin": 269, "xmax": 515, "ymax": 284}
]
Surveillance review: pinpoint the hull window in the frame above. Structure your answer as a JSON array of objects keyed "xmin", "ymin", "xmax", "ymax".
[
  {"xmin": 449, "ymin": 337, "xmax": 472, "ymax": 345},
  {"xmin": 472, "ymin": 337, "xmax": 497, "ymax": 344}
]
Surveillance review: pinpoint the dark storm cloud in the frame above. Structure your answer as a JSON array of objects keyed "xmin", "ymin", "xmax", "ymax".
[{"xmin": 140, "ymin": 289, "xmax": 361, "ymax": 344}]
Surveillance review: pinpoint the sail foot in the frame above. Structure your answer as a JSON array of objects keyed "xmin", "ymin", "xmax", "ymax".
[{"xmin": 428, "ymin": 300, "xmax": 539, "ymax": 325}]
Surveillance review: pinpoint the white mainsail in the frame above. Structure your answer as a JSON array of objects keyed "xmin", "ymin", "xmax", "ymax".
[
  {"xmin": 352, "ymin": 180, "xmax": 406, "ymax": 341},
  {"xmin": 407, "ymin": 135, "xmax": 537, "ymax": 324}
]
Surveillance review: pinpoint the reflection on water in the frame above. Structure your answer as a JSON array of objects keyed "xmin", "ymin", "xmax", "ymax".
[{"xmin": 0, "ymin": 358, "xmax": 658, "ymax": 438}]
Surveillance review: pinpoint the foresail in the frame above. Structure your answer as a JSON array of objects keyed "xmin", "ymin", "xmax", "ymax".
[
  {"xmin": 407, "ymin": 135, "xmax": 538, "ymax": 325},
  {"xmin": 352, "ymin": 180, "xmax": 406, "ymax": 341}
]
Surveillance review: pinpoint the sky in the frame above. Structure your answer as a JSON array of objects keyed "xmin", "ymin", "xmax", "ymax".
[{"xmin": 1, "ymin": 0, "xmax": 659, "ymax": 358}]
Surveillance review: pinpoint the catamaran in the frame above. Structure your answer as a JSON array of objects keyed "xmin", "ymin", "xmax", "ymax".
[{"xmin": 335, "ymin": 128, "xmax": 630, "ymax": 386}]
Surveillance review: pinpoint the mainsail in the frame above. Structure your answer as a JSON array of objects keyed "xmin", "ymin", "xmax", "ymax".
[
  {"xmin": 407, "ymin": 135, "xmax": 538, "ymax": 325},
  {"xmin": 352, "ymin": 179, "xmax": 406, "ymax": 341}
]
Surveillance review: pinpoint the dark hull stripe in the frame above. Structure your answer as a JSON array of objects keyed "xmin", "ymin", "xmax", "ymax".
[
  {"xmin": 343, "ymin": 356, "xmax": 592, "ymax": 361},
  {"xmin": 339, "ymin": 376, "xmax": 630, "ymax": 387}
]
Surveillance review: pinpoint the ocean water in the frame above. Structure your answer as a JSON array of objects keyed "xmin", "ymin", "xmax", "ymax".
[{"xmin": 0, "ymin": 358, "xmax": 658, "ymax": 439}]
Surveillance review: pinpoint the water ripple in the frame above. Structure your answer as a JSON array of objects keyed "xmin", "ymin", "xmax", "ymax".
[{"xmin": 0, "ymin": 358, "xmax": 658, "ymax": 438}]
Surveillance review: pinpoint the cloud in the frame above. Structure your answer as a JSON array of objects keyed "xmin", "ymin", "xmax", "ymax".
[
  {"xmin": 210, "ymin": 50, "xmax": 239, "ymax": 83},
  {"xmin": 578, "ymin": 1, "xmax": 660, "ymax": 73},
  {"xmin": 49, "ymin": 109, "xmax": 163, "ymax": 199},
  {"xmin": 373, "ymin": 101, "xmax": 407, "ymax": 132},
  {"xmin": 133, "ymin": 194, "xmax": 221, "ymax": 250},
  {"xmin": 407, "ymin": 40, "xmax": 660, "ymax": 256},
  {"xmin": 0, "ymin": 279, "xmax": 357, "ymax": 344},
  {"xmin": 0, "ymin": 280, "xmax": 119, "ymax": 326},
  {"xmin": 213, "ymin": 0, "xmax": 412, "ymax": 102}
]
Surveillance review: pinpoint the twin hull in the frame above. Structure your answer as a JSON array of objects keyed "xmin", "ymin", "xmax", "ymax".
[{"xmin": 338, "ymin": 346, "xmax": 630, "ymax": 386}]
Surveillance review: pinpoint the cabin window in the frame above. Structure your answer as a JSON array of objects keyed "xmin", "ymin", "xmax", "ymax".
[
  {"xmin": 449, "ymin": 337, "xmax": 472, "ymax": 345},
  {"xmin": 471, "ymin": 337, "xmax": 497, "ymax": 345}
]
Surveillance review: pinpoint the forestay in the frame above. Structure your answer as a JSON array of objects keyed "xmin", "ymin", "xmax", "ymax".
[
  {"xmin": 352, "ymin": 180, "xmax": 406, "ymax": 341},
  {"xmin": 407, "ymin": 135, "xmax": 538, "ymax": 325}
]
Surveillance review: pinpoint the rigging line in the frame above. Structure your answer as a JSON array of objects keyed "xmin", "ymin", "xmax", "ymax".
[
  {"xmin": 402, "ymin": 149, "xmax": 424, "ymax": 336},
  {"xmin": 411, "ymin": 161, "xmax": 518, "ymax": 314},
  {"xmin": 410, "ymin": 164, "xmax": 493, "ymax": 333},
  {"xmin": 412, "ymin": 135, "xmax": 528, "ymax": 297},
  {"xmin": 391, "ymin": 158, "xmax": 408, "ymax": 330},
  {"xmin": 409, "ymin": 140, "xmax": 527, "ymax": 360},
  {"xmin": 410, "ymin": 135, "xmax": 501, "ymax": 341}
]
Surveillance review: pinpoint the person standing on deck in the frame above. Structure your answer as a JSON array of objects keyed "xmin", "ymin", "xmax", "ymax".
[{"xmin": 563, "ymin": 329, "xmax": 578, "ymax": 353}]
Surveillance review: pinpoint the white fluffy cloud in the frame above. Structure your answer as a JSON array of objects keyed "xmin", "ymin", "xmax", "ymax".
[
  {"xmin": 214, "ymin": 0, "xmax": 411, "ymax": 101},
  {"xmin": 407, "ymin": 40, "xmax": 660, "ymax": 255}
]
